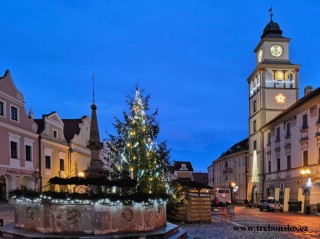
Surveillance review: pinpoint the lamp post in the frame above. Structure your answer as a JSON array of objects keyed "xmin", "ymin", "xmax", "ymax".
[
  {"xmin": 230, "ymin": 182, "xmax": 236, "ymax": 205},
  {"xmin": 300, "ymin": 168, "xmax": 312, "ymax": 215}
]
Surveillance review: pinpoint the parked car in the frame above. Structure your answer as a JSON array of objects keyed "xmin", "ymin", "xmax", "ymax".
[
  {"xmin": 257, "ymin": 199, "xmax": 266, "ymax": 209},
  {"xmin": 259, "ymin": 199, "xmax": 283, "ymax": 212}
]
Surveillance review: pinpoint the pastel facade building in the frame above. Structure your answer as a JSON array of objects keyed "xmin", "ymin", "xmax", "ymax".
[
  {"xmin": 209, "ymin": 138, "xmax": 248, "ymax": 203},
  {"xmin": 35, "ymin": 114, "xmax": 91, "ymax": 191},
  {"xmin": 0, "ymin": 71, "xmax": 39, "ymax": 200},
  {"xmin": 63, "ymin": 117, "xmax": 91, "ymax": 180},
  {"xmin": 35, "ymin": 112, "xmax": 70, "ymax": 191},
  {"xmin": 261, "ymin": 87, "xmax": 320, "ymax": 213}
]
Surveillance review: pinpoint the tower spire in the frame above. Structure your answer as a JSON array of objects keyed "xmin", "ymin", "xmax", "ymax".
[
  {"xmin": 269, "ymin": 6, "xmax": 273, "ymax": 22},
  {"xmin": 86, "ymin": 74, "xmax": 103, "ymax": 178},
  {"xmin": 92, "ymin": 73, "xmax": 95, "ymax": 105}
]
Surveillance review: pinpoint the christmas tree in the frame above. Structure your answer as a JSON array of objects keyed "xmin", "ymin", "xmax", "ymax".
[{"xmin": 108, "ymin": 87, "xmax": 171, "ymax": 196}]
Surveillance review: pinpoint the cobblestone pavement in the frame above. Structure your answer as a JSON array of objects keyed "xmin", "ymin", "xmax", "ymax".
[
  {"xmin": 1, "ymin": 203, "xmax": 320, "ymax": 239},
  {"xmin": 177, "ymin": 206, "xmax": 320, "ymax": 239}
]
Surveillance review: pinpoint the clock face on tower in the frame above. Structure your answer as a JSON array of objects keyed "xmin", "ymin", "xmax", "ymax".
[
  {"xmin": 258, "ymin": 49, "xmax": 263, "ymax": 62},
  {"xmin": 270, "ymin": 44, "xmax": 283, "ymax": 57}
]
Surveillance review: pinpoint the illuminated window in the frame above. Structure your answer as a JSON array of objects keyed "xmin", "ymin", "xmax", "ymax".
[{"xmin": 275, "ymin": 71, "xmax": 284, "ymax": 81}]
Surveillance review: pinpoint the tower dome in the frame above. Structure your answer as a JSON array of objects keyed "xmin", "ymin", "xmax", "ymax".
[{"xmin": 261, "ymin": 20, "xmax": 284, "ymax": 39}]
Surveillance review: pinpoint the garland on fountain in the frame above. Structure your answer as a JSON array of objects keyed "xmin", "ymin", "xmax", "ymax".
[{"xmin": 48, "ymin": 176, "xmax": 137, "ymax": 187}]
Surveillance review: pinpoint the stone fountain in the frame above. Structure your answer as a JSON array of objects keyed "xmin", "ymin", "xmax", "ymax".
[{"xmin": 0, "ymin": 101, "xmax": 186, "ymax": 238}]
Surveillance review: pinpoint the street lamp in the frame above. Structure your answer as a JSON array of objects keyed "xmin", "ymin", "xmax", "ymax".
[
  {"xmin": 300, "ymin": 169, "xmax": 312, "ymax": 191},
  {"xmin": 230, "ymin": 182, "xmax": 238, "ymax": 205},
  {"xmin": 300, "ymin": 168, "xmax": 312, "ymax": 215}
]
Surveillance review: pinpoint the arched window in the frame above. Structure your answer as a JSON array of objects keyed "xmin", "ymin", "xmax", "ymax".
[{"xmin": 275, "ymin": 71, "xmax": 284, "ymax": 81}]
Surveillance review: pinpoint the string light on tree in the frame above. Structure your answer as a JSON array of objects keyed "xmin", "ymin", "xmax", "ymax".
[{"xmin": 107, "ymin": 86, "xmax": 171, "ymax": 195}]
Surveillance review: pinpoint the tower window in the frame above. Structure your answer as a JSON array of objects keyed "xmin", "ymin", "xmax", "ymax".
[
  {"xmin": 253, "ymin": 120, "xmax": 257, "ymax": 133},
  {"xmin": 253, "ymin": 100, "xmax": 257, "ymax": 113},
  {"xmin": 277, "ymin": 158, "xmax": 280, "ymax": 171},
  {"xmin": 253, "ymin": 140, "xmax": 257, "ymax": 150},
  {"xmin": 268, "ymin": 160, "xmax": 271, "ymax": 173},
  {"xmin": 275, "ymin": 71, "xmax": 284, "ymax": 81}
]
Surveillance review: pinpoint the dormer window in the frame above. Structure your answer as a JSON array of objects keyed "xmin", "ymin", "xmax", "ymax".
[{"xmin": 180, "ymin": 164, "xmax": 187, "ymax": 170}]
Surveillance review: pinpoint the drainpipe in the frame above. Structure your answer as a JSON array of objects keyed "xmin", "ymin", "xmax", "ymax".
[
  {"xmin": 38, "ymin": 135, "xmax": 42, "ymax": 191},
  {"xmin": 245, "ymin": 153, "xmax": 248, "ymax": 200},
  {"xmin": 260, "ymin": 129, "xmax": 265, "ymax": 201}
]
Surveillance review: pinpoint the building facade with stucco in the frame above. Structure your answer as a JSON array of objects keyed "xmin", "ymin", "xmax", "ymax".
[{"xmin": 0, "ymin": 70, "xmax": 39, "ymax": 200}]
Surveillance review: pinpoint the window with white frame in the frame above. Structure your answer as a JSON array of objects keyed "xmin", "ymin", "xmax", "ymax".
[
  {"xmin": 0, "ymin": 101, "xmax": 5, "ymax": 116},
  {"xmin": 25, "ymin": 145, "xmax": 31, "ymax": 161},
  {"xmin": 10, "ymin": 105, "xmax": 18, "ymax": 121},
  {"xmin": 24, "ymin": 138, "xmax": 34, "ymax": 162},
  {"xmin": 9, "ymin": 133, "xmax": 20, "ymax": 159},
  {"xmin": 10, "ymin": 141, "xmax": 18, "ymax": 159},
  {"xmin": 58, "ymin": 151, "xmax": 66, "ymax": 172},
  {"xmin": 44, "ymin": 148, "xmax": 53, "ymax": 170}
]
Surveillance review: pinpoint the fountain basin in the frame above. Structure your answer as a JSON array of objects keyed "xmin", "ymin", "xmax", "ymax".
[{"xmin": 14, "ymin": 200, "xmax": 166, "ymax": 235}]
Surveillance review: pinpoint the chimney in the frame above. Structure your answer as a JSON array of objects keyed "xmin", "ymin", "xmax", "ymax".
[{"xmin": 304, "ymin": 86, "xmax": 313, "ymax": 96}]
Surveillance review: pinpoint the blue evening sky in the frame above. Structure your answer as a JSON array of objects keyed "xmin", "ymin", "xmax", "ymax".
[{"xmin": 1, "ymin": 1, "xmax": 320, "ymax": 172}]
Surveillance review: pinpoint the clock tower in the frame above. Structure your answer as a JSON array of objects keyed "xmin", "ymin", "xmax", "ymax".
[{"xmin": 247, "ymin": 11, "xmax": 300, "ymax": 202}]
